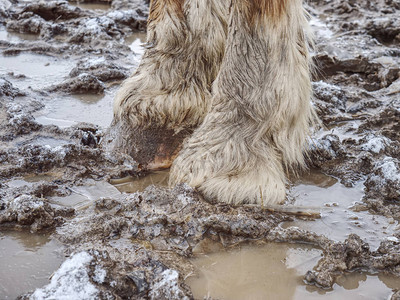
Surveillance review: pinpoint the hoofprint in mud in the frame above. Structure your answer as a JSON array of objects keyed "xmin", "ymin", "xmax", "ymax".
[{"xmin": 0, "ymin": 0, "xmax": 400, "ymax": 299}]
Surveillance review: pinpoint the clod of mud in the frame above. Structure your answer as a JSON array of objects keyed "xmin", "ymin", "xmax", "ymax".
[
  {"xmin": 50, "ymin": 73, "xmax": 106, "ymax": 94},
  {"xmin": 0, "ymin": 194, "xmax": 74, "ymax": 231},
  {"xmin": 69, "ymin": 59, "xmax": 128, "ymax": 83},
  {"xmin": 0, "ymin": 78, "xmax": 23, "ymax": 98},
  {"xmin": 305, "ymin": 234, "xmax": 400, "ymax": 288},
  {"xmin": 20, "ymin": 2, "xmax": 89, "ymax": 21}
]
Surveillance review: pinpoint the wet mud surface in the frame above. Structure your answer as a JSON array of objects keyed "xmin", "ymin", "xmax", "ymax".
[{"xmin": 0, "ymin": 0, "xmax": 400, "ymax": 299}]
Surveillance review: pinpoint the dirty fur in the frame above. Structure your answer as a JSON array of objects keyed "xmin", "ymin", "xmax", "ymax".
[
  {"xmin": 113, "ymin": 0, "xmax": 317, "ymax": 205},
  {"xmin": 113, "ymin": 0, "xmax": 229, "ymax": 132},
  {"xmin": 169, "ymin": 0, "xmax": 317, "ymax": 205}
]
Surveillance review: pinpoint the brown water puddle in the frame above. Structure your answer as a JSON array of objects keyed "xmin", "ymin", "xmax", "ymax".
[
  {"xmin": 7, "ymin": 172, "xmax": 59, "ymax": 188},
  {"xmin": 0, "ymin": 53, "xmax": 72, "ymax": 90},
  {"xmin": 19, "ymin": 136, "xmax": 71, "ymax": 148},
  {"xmin": 286, "ymin": 170, "xmax": 399, "ymax": 250},
  {"xmin": 187, "ymin": 242, "xmax": 400, "ymax": 300},
  {"xmin": 34, "ymin": 89, "xmax": 116, "ymax": 128},
  {"xmin": 0, "ymin": 28, "xmax": 39, "ymax": 42},
  {"xmin": 111, "ymin": 169, "xmax": 169, "ymax": 193},
  {"xmin": 114, "ymin": 170, "xmax": 400, "ymax": 298},
  {"xmin": 0, "ymin": 230, "xmax": 64, "ymax": 299},
  {"xmin": 0, "ymin": 27, "xmax": 115, "ymax": 128},
  {"xmin": 125, "ymin": 32, "xmax": 147, "ymax": 56},
  {"xmin": 49, "ymin": 180, "xmax": 121, "ymax": 209}
]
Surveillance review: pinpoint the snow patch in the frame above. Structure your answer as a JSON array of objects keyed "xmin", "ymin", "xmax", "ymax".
[
  {"xmin": 80, "ymin": 57, "xmax": 106, "ymax": 69},
  {"xmin": 386, "ymin": 236, "xmax": 399, "ymax": 243},
  {"xmin": 93, "ymin": 265, "xmax": 107, "ymax": 284},
  {"xmin": 107, "ymin": 10, "xmax": 137, "ymax": 21},
  {"xmin": 309, "ymin": 18, "xmax": 333, "ymax": 40},
  {"xmin": 375, "ymin": 157, "xmax": 400, "ymax": 182},
  {"xmin": 149, "ymin": 269, "xmax": 189, "ymax": 300},
  {"xmin": 30, "ymin": 252, "xmax": 99, "ymax": 300},
  {"xmin": 361, "ymin": 136, "xmax": 389, "ymax": 154},
  {"xmin": 311, "ymin": 134, "xmax": 339, "ymax": 158},
  {"xmin": 177, "ymin": 194, "xmax": 191, "ymax": 206},
  {"xmin": 10, "ymin": 195, "xmax": 43, "ymax": 211}
]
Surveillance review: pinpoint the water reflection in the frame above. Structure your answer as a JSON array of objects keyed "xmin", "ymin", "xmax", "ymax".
[
  {"xmin": 0, "ymin": 27, "xmax": 39, "ymax": 42},
  {"xmin": 49, "ymin": 180, "xmax": 120, "ymax": 209},
  {"xmin": 125, "ymin": 32, "xmax": 147, "ymax": 56},
  {"xmin": 0, "ymin": 230, "xmax": 64, "ymax": 299},
  {"xmin": 34, "ymin": 89, "xmax": 115, "ymax": 128},
  {"xmin": 187, "ymin": 243, "xmax": 321, "ymax": 300},
  {"xmin": 300, "ymin": 272, "xmax": 400, "ymax": 299},
  {"xmin": 285, "ymin": 172, "xmax": 398, "ymax": 250},
  {"xmin": 0, "ymin": 53, "xmax": 72, "ymax": 90},
  {"xmin": 187, "ymin": 242, "xmax": 400, "ymax": 300},
  {"xmin": 111, "ymin": 169, "xmax": 170, "ymax": 193}
]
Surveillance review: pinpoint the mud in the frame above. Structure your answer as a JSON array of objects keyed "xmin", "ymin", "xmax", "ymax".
[{"xmin": 0, "ymin": 0, "xmax": 400, "ymax": 299}]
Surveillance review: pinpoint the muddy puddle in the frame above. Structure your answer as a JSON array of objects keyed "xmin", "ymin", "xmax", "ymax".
[
  {"xmin": 7, "ymin": 173, "xmax": 58, "ymax": 189},
  {"xmin": 19, "ymin": 136, "xmax": 70, "ymax": 148},
  {"xmin": 0, "ymin": 230, "xmax": 64, "ymax": 299},
  {"xmin": 34, "ymin": 90, "xmax": 115, "ymax": 128},
  {"xmin": 0, "ymin": 27, "xmax": 39, "ymax": 42},
  {"xmin": 109, "ymin": 170, "xmax": 400, "ymax": 298},
  {"xmin": 187, "ymin": 242, "xmax": 400, "ymax": 300},
  {"xmin": 50, "ymin": 180, "xmax": 120, "ymax": 209},
  {"xmin": 111, "ymin": 169, "xmax": 169, "ymax": 193},
  {"xmin": 286, "ymin": 171, "xmax": 399, "ymax": 250},
  {"xmin": 0, "ymin": 53, "xmax": 72, "ymax": 90},
  {"xmin": 125, "ymin": 32, "xmax": 147, "ymax": 56}
]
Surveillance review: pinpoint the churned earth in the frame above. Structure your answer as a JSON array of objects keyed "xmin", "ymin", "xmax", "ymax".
[{"xmin": 0, "ymin": 0, "xmax": 399, "ymax": 299}]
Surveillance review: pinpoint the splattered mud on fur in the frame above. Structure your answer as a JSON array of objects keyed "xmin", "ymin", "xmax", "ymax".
[{"xmin": 0, "ymin": 0, "xmax": 400, "ymax": 299}]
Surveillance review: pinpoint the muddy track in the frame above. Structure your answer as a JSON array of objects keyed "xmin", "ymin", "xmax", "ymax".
[{"xmin": 0, "ymin": 0, "xmax": 400, "ymax": 299}]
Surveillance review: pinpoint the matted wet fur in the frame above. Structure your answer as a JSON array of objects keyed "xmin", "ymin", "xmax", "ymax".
[
  {"xmin": 112, "ymin": 0, "xmax": 317, "ymax": 205},
  {"xmin": 109, "ymin": 0, "xmax": 229, "ymax": 167}
]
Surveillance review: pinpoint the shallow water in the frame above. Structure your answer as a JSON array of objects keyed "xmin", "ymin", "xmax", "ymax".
[
  {"xmin": 31, "ymin": 31, "xmax": 145, "ymax": 128},
  {"xmin": 187, "ymin": 243, "xmax": 400, "ymax": 300},
  {"xmin": 286, "ymin": 171, "xmax": 399, "ymax": 250},
  {"xmin": 0, "ymin": 25, "xmax": 141, "ymax": 129},
  {"xmin": 34, "ymin": 89, "xmax": 115, "ymax": 128},
  {"xmin": 112, "ymin": 169, "xmax": 170, "ymax": 193},
  {"xmin": 0, "ymin": 230, "xmax": 64, "ymax": 299},
  {"xmin": 116, "ymin": 170, "xmax": 400, "ymax": 298},
  {"xmin": 8, "ymin": 177, "xmax": 53, "ymax": 189},
  {"xmin": 0, "ymin": 53, "xmax": 72, "ymax": 90},
  {"xmin": 125, "ymin": 32, "xmax": 147, "ymax": 56},
  {"xmin": 18, "ymin": 136, "xmax": 71, "ymax": 148},
  {"xmin": 0, "ymin": 28, "xmax": 39, "ymax": 42},
  {"xmin": 7, "ymin": 171, "xmax": 60, "ymax": 188},
  {"xmin": 49, "ymin": 180, "xmax": 120, "ymax": 209}
]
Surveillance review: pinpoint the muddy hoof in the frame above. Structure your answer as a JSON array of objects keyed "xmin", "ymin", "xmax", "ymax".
[{"xmin": 104, "ymin": 120, "xmax": 192, "ymax": 170}]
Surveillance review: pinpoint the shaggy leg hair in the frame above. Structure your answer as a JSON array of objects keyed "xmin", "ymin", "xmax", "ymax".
[
  {"xmin": 108, "ymin": 0, "xmax": 228, "ymax": 168},
  {"xmin": 169, "ymin": 0, "xmax": 317, "ymax": 205}
]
